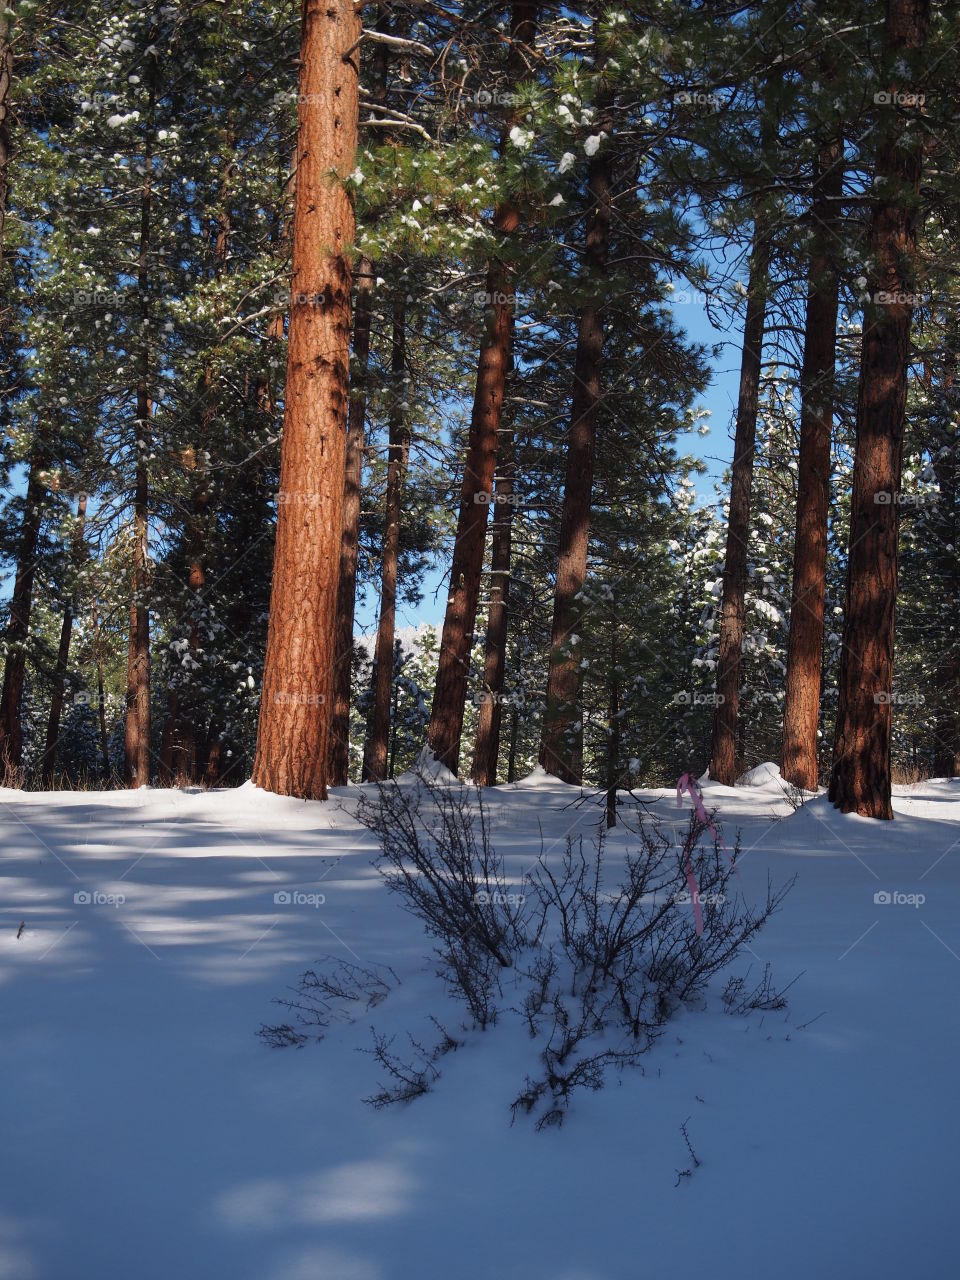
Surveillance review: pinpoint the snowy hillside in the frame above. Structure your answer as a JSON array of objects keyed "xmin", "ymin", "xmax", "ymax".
[{"xmin": 2, "ymin": 769, "xmax": 957, "ymax": 1279}]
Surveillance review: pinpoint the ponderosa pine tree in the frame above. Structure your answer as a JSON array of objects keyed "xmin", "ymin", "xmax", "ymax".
[
  {"xmin": 426, "ymin": 0, "xmax": 537, "ymax": 774},
  {"xmin": 829, "ymin": 0, "xmax": 930, "ymax": 819},
  {"xmin": 363, "ymin": 288, "xmax": 409, "ymax": 781},
  {"xmin": 0, "ymin": 1, "xmax": 12, "ymax": 277},
  {"xmin": 123, "ymin": 65, "xmax": 156, "ymax": 788},
  {"xmin": 781, "ymin": 128, "xmax": 844, "ymax": 791},
  {"xmin": 40, "ymin": 490, "xmax": 87, "ymax": 784},
  {"xmin": 252, "ymin": 0, "xmax": 361, "ymax": 800},
  {"xmin": 329, "ymin": 17, "xmax": 390, "ymax": 787},
  {"xmin": 472, "ymin": 425, "xmax": 516, "ymax": 785},
  {"xmin": 707, "ymin": 100, "xmax": 777, "ymax": 785},
  {"xmin": 539, "ymin": 104, "xmax": 612, "ymax": 784},
  {"xmin": 0, "ymin": 439, "xmax": 46, "ymax": 779}
]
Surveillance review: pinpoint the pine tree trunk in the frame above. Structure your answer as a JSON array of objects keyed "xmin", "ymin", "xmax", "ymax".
[
  {"xmin": 426, "ymin": 0, "xmax": 536, "ymax": 774},
  {"xmin": 471, "ymin": 429, "xmax": 516, "ymax": 785},
  {"xmin": 606, "ymin": 635, "xmax": 619, "ymax": 829},
  {"xmin": 829, "ymin": 0, "xmax": 929, "ymax": 819},
  {"xmin": 363, "ymin": 293, "xmax": 409, "ymax": 782},
  {"xmin": 0, "ymin": 3, "xmax": 12, "ymax": 277},
  {"xmin": 781, "ymin": 133, "xmax": 843, "ymax": 791},
  {"xmin": 707, "ymin": 224, "xmax": 771, "ymax": 785},
  {"xmin": 0, "ymin": 450, "xmax": 46, "ymax": 780},
  {"xmin": 540, "ymin": 137, "xmax": 612, "ymax": 784},
  {"xmin": 329, "ymin": 17, "xmax": 389, "ymax": 787},
  {"xmin": 124, "ymin": 85, "xmax": 155, "ymax": 788},
  {"xmin": 932, "ymin": 397, "xmax": 960, "ymax": 777},
  {"xmin": 252, "ymin": 0, "xmax": 360, "ymax": 800},
  {"xmin": 92, "ymin": 602, "xmax": 110, "ymax": 779},
  {"xmin": 125, "ymin": 453, "xmax": 151, "ymax": 786},
  {"xmin": 41, "ymin": 492, "xmax": 88, "ymax": 786},
  {"xmin": 329, "ymin": 253, "xmax": 374, "ymax": 785},
  {"xmin": 507, "ymin": 703, "xmax": 519, "ymax": 783}
]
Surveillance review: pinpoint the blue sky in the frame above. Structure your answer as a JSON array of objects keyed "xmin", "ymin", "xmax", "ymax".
[{"xmin": 360, "ymin": 291, "xmax": 744, "ymax": 634}]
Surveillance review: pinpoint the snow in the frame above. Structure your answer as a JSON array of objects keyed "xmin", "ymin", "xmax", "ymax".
[
  {"xmin": 736, "ymin": 760, "xmax": 791, "ymax": 789},
  {"xmin": 2, "ymin": 770, "xmax": 959, "ymax": 1277}
]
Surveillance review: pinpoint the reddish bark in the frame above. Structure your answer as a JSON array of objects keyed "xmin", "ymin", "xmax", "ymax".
[
  {"xmin": 363, "ymin": 293, "xmax": 409, "ymax": 782},
  {"xmin": 0, "ymin": 4, "xmax": 12, "ymax": 275},
  {"xmin": 781, "ymin": 133, "xmax": 843, "ymax": 791},
  {"xmin": 41, "ymin": 492, "xmax": 88, "ymax": 786},
  {"xmin": 329, "ymin": 253, "xmax": 374, "ymax": 785},
  {"xmin": 0, "ymin": 450, "xmax": 46, "ymax": 780},
  {"xmin": 426, "ymin": 0, "xmax": 536, "ymax": 774},
  {"xmin": 829, "ymin": 0, "xmax": 929, "ymax": 819},
  {"xmin": 540, "ymin": 139, "xmax": 612, "ymax": 784},
  {"xmin": 471, "ymin": 429, "xmax": 516, "ymax": 786},
  {"xmin": 328, "ymin": 15, "xmax": 391, "ymax": 785},
  {"xmin": 252, "ymin": 0, "xmax": 360, "ymax": 799},
  {"xmin": 707, "ymin": 225, "xmax": 771, "ymax": 785},
  {"xmin": 124, "ymin": 80, "xmax": 155, "ymax": 788}
]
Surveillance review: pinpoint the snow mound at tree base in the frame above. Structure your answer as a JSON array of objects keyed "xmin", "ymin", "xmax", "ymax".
[
  {"xmin": 397, "ymin": 746, "xmax": 460, "ymax": 785},
  {"xmin": 737, "ymin": 761, "xmax": 793, "ymax": 789}
]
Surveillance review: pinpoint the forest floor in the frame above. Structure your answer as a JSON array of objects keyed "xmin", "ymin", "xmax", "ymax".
[{"xmin": 1, "ymin": 764, "xmax": 957, "ymax": 1279}]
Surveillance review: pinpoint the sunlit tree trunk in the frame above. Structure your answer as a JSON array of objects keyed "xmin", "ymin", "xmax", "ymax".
[{"xmin": 252, "ymin": 0, "xmax": 360, "ymax": 799}]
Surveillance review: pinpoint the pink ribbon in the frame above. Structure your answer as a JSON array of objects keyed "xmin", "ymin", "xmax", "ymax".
[
  {"xmin": 676, "ymin": 773, "xmax": 737, "ymax": 871},
  {"xmin": 683, "ymin": 860, "xmax": 704, "ymax": 936},
  {"xmin": 675, "ymin": 773, "xmax": 738, "ymax": 937}
]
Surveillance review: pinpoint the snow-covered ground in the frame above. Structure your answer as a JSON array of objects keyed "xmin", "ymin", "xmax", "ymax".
[{"xmin": 2, "ymin": 768, "xmax": 958, "ymax": 1279}]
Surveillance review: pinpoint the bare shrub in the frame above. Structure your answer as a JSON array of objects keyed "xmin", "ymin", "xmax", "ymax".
[
  {"xmin": 259, "ymin": 956, "xmax": 397, "ymax": 1048},
  {"xmin": 363, "ymin": 1019, "xmax": 462, "ymax": 1108},
  {"xmin": 722, "ymin": 963, "xmax": 798, "ymax": 1015},
  {"xmin": 510, "ymin": 812, "xmax": 794, "ymax": 1126},
  {"xmin": 355, "ymin": 766, "xmax": 532, "ymax": 1028},
  {"xmin": 347, "ymin": 768, "xmax": 794, "ymax": 1127}
]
